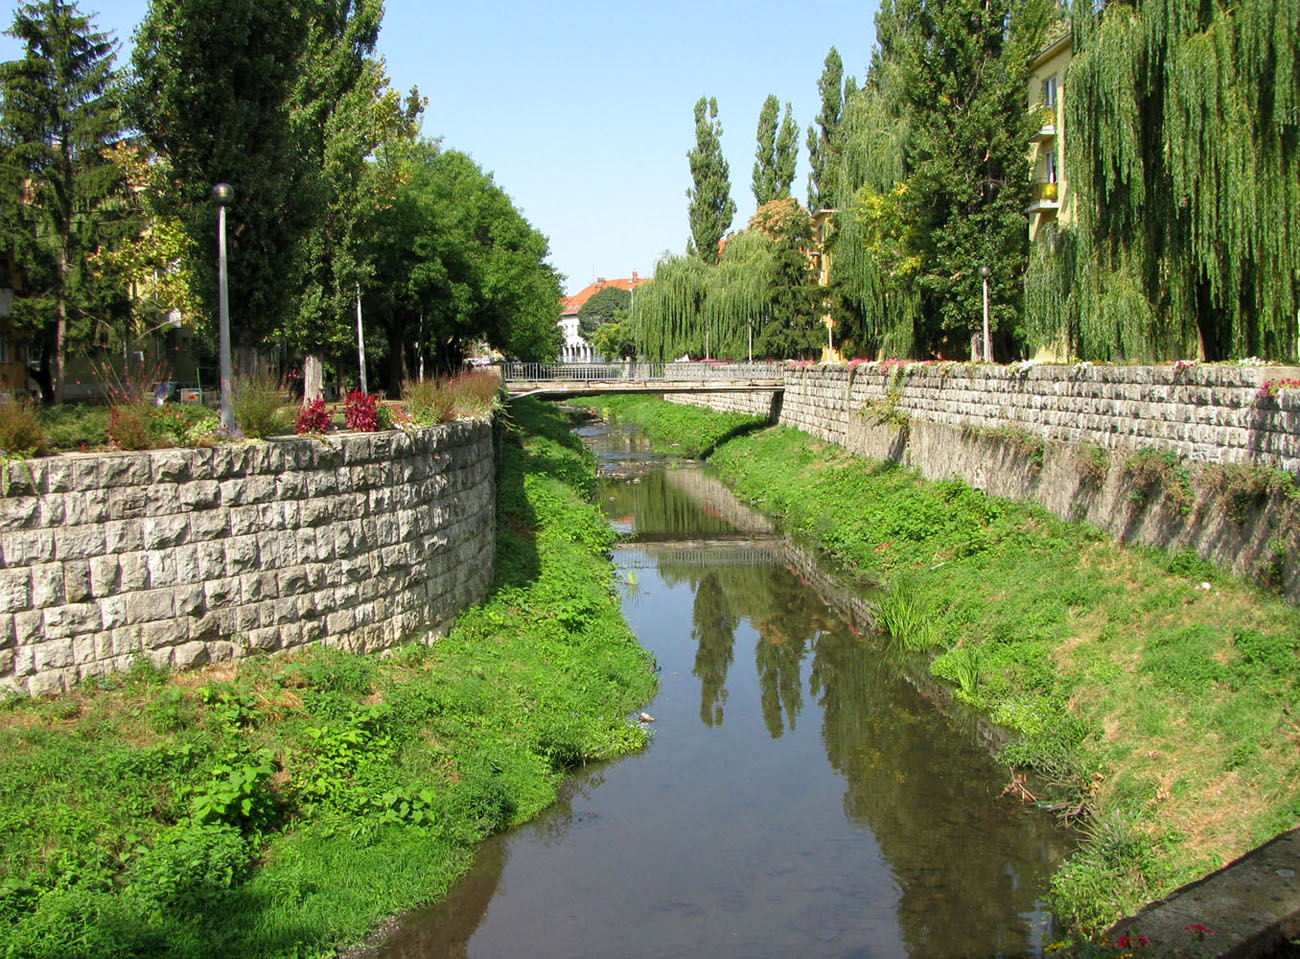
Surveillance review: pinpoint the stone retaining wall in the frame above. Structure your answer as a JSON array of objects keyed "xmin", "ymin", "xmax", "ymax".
[
  {"xmin": 669, "ymin": 363, "xmax": 1300, "ymax": 596},
  {"xmin": 0, "ymin": 421, "xmax": 496, "ymax": 696}
]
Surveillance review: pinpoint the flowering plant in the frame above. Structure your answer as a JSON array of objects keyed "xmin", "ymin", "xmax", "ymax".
[
  {"xmin": 343, "ymin": 389, "xmax": 381, "ymax": 431},
  {"xmin": 1259, "ymin": 377, "xmax": 1300, "ymax": 400},
  {"xmin": 294, "ymin": 397, "xmax": 333, "ymax": 435}
]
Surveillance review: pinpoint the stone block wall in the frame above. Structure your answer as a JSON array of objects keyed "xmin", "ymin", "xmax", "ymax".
[
  {"xmin": 670, "ymin": 363, "xmax": 1300, "ymax": 595},
  {"xmin": 0, "ymin": 421, "xmax": 496, "ymax": 696},
  {"xmin": 781, "ymin": 363, "xmax": 1300, "ymax": 472}
]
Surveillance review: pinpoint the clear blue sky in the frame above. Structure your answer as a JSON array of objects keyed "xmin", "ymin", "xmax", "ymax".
[{"xmin": 1, "ymin": 0, "xmax": 878, "ymax": 297}]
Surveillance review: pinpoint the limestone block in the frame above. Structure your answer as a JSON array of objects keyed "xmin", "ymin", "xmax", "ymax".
[
  {"xmin": 0, "ymin": 647, "xmax": 12, "ymax": 675},
  {"xmin": 145, "ymin": 485, "xmax": 182, "ymax": 517},
  {"xmin": 1, "ymin": 528, "xmax": 55, "ymax": 567},
  {"xmin": 174, "ymin": 584, "xmax": 204, "ymax": 618},
  {"xmin": 0, "ymin": 614, "xmax": 11, "ymax": 650},
  {"xmin": 106, "ymin": 485, "xmax": 149, "ymax": 521},
  {"xmin": 145, "ymin": 549, "xmax": 179, "ymax": 589},
  {"xmin": 63, "ymin": 561, "xmax": 92, "ymax": 604},
  {"xmin": 0, "ymin": 567, "xmax": 33, "ymax": 613},
  {"xmin": 35, "ymin": 637, "xmax": 75, "ymax": 668},
  {"xmin": 179, "ymin": 480, "xmax": 221, "ymax": 511},
  {"xmin": 224, "ymin": 535, "xmax": 260, "ymax": 575},
  {"xmin": 173, "ymin": 641, "xmax": 210, "ymax": 669},
  {"xmin": 0, "ymin": 494, "xmax": 40, "ymax": 532},
  {"xmin": 100, "ymin": 454, "xmax": 152, "ymax": 488},
  {"xmin": 327, "ymin": 608, "xmax": 355, "ymax": 634},
  {"xmin": 188, "ymin": 613, "xmax": 220, "ymax": 642},
  {"xmin": 30, "ymin": 564, "xmax": 65, "ymax": 607},
  {"xmin": 189, "ymin": 509, "xmax": 228, "ymax": 540},
  {"xmin": 28, "ymin": 669, "xmax": 66, "ymax": 697},
  {"xmin": 65, "ymin": 487, "xmax": 109, "ymax": 525},
  {"xmin": 152, "ymin": 449, "xmax": 192, "ymax": 484},
  {"xmin": 102, "ymin": 520, "xmax": 142, "ymax": 554},
  {"xmin": 127, "ymin": 589, "xmax": 175, "ymax": 625},
  {"xmin": 277, "ymin": 566, "xmax": 310, "ymax": 597},
  {"xmin": 40, "ymin": 458, "xmax": 76, "ymax": 494},
  {"xmin": 141, "ymin": 514, "xmax": 188, "ymax": 550}
]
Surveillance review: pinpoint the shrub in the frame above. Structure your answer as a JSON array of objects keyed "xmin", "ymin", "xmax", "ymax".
[
  {"xmin": 343, "ymin": 389, "xmax": 380, "ymax": 431},
  {"xmin": 39, "ymin": 403, "xmax": 110, "ymax": 451},
  {"xmin": 232, "ymin": 370, "xmax": 287, "ymax": 439},
  {"xmin": 106, "ymin": 402, "xmax": 155, "ymax": 451},
  {"xmin": 294, "ymin": 397, "xmax": 333, "ymax": 435},
  {"xmin": 452, "ymin": 371, "xmax": 501, "ymax": 419},
  {"xmin": 402, "ymin": 378, "xmax": 456, "ymax": 425},
  {"xmin": 125, "ymin": 822, "xmax": 250, "ymax": 909},
  {"xmin": 0, "ymin": 395, "xmax": 49, "ymax": 456}
]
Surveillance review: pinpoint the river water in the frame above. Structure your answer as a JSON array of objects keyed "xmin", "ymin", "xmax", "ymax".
[{"xmin": 375, "ymin": 419, "xmax": 1072, "ymax": 958}]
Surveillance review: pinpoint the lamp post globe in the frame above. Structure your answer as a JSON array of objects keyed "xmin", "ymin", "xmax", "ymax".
[{"xmin": 213, "ymin": 183, "xmax": 237, "ymax": 434}]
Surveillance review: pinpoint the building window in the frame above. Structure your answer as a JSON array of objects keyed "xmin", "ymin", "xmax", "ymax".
[
  {"xmin": 1044, "ymin": 148, "xmax": 1058, "ymax": 183},
  {"xmin": 1043, "ymin": 75, "xmax": 1058, "ymax": 109}
]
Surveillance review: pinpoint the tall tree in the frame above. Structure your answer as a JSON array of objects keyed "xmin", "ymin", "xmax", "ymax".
[
  {"xmin": 825, "ymin": 0, "xmax": 1046, "ymax": 359},
  {"xmin": 368, "ymin": 141, "xmax": 561, "ymax": 378},
  {"xmin": 131, "ymin": 0, "xmax": 314, "ymax": 350},
  {"xmin": 752, "ymin": 95, "xmax": 800, "ymax": 205},
  {"xmin": 685, "ymin": 96, "xmax": 735, "ymax": 265},
  {"xmin": 806, "ymin": 47, "xmax": 844, "ymax": 210},
  {"xmin": 286, "ymin": 0, "xmax": 423, "ymax": 396},
  {"xmin": 0, "ymin": 0, "xmax": 123, "ymax": 402}
]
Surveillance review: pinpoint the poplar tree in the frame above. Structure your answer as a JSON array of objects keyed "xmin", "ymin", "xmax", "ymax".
[
  {"xmin": 806, "ymin": 47, "xmax": 844, "ymax": 210},
  {"xmin": 753, "ymin": 95, "xmax": 800, "ymax": 206},
  {"xmin": 0, "ymin": 0, "xmax": 123, "ymax": 402},
  {"xmin": 686, "ymin": 96, "xmax": 735, "ymax": 265}
]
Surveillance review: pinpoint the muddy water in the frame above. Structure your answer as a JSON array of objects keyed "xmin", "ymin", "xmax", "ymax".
[{"xmin": 374, "ymin": 421, "xmax": 1072, "ymax": 958}]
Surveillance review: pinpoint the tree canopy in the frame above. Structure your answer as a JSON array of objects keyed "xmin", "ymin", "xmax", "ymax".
[
  {"xmin": 577, "ymin": 285, "xmax": 630, "ymax": 339},
  {"xmin": 367, "ymin": 141, "xmax": 561, "ymax": 379},
  {"xmin": 752, "ymin": 94, "xmax": 799, "ymax": 206}
]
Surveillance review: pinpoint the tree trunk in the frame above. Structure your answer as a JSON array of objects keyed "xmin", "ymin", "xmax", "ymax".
[{"xmin": 302, "ymin": 353, "xmax": 324, "ymax": 405}]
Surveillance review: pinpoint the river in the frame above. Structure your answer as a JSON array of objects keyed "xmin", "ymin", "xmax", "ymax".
[{"xmin": 373, "ymin": 417, "xmax": 1073, "ymax": 958}]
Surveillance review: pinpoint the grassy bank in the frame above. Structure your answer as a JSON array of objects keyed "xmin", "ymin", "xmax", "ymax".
[
  {"xmin": 596, "ymin": 394, "xmax": 1300, "ymax": 933},
  {"xmin": 0, "ymin": 398, "xmax": 656, "ymax": 958}
]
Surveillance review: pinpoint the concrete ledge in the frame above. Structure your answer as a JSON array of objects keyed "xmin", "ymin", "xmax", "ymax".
[{"xmin": 1110, "ymin": 829, "xmax": 1300, "ymax": 957}]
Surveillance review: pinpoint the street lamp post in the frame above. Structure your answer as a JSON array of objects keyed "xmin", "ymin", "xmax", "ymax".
[
  {"xmin": 979, "ymin": 264, "xmax": 992, "ymax": 363},
  {"xmin": 213, "ymin": 183, "xmax": 237, "ymax": 433}
]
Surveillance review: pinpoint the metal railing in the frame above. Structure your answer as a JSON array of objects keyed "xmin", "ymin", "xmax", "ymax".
[{"xmin": 503, "ymin": 361, "xmax": 785, "ymax": 383}]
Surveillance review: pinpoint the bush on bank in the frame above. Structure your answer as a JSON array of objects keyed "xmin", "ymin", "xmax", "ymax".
[
  {"xmin": 596, "ymin": 393, "xmax": 1300, "ymax": 933},
  {"xmin": 0, "ymin": 398, "xmax": 656, "ymax": 958}
]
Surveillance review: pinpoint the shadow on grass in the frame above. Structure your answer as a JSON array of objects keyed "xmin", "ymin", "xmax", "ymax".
[{"xmin": 698, "ymin": 418, "xmax": 776, "ymax": 459}]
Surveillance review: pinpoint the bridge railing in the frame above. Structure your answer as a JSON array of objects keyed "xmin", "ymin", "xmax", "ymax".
[{"xmin": 503, "ymin": 361, "xmax": 785, "ymax": 382}]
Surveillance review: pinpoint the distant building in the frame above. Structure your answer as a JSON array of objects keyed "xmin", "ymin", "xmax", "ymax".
[
  {"xmin": 1026, "ymin": 23, "xmax": 1073, "ymax": 243},
  {"xmin": 558, "ymin": 272, "xmax": 646, "ymax": 362}
]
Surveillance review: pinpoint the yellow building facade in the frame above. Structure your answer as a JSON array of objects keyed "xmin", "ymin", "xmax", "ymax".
[{"xmin": 1026, "ymin": 25, "xmax": 1073, "ymax": 243}]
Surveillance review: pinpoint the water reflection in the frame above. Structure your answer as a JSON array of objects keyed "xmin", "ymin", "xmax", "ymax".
[{"xmin": 371, "ymin": 421, "xmax": 1069, "ymax": 958}]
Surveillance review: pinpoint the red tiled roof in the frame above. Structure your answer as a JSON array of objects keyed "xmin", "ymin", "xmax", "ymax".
[{"xmin": 561, "ymin": 274, "xmax": 647, "ymax": 316}]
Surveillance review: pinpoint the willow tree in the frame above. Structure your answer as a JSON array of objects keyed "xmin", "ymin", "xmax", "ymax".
[
  {"xmin": 1024, "ymin": 0, "xmax": 1300, "ymax": 361},
  {"xmin": 632, "ymin": 200, "xmax": 818, "ymax": 361}
]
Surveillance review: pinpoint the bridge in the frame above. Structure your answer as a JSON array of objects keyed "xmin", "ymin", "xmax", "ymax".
[{"xmin": 501, "ymin": 361, "xmax": 785, "ymax": 398}]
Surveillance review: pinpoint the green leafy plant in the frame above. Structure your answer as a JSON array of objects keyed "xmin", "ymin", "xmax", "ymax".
[
  {"xmin": 875, "ymin": 583, "xmax": 941, "ymax": 651},
  {"xmin": 106, "ymin": 402, "xmax": 156, "ymax": 451},
  {"xmin": 232, "ymin": 369, "xmax": 288, "ymax": 438}
]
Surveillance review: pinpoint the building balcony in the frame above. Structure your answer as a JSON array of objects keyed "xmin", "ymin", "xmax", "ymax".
[
  {"xmin": 1024, "ymin": 180, "xmax": 1061, "ymax": 215},
  {"xmin": 1031, "ymin": 106, "xmax": 1057, "ymax": 141}
]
